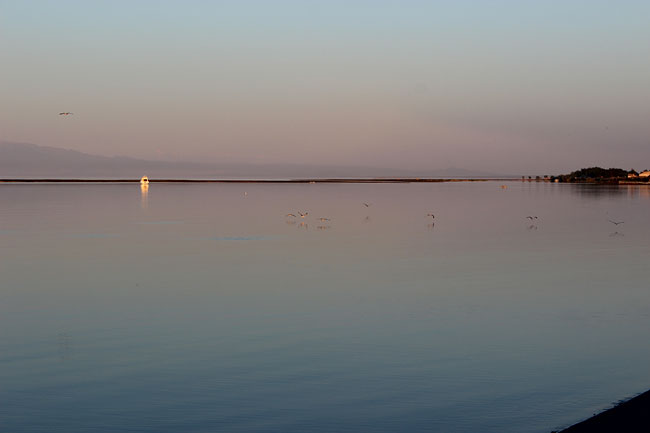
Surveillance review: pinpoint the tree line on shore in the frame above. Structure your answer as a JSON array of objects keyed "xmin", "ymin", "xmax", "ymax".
[{"xmin": 551, "ymin": 167, "xmax": 649, "ymax": 183}]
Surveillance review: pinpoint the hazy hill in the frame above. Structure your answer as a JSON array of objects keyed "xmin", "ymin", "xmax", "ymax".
[{"xmin": 0, "ymin": 141, "xmax": 509, "ymax": 179}]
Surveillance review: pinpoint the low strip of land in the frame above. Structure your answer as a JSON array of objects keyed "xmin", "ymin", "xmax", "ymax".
[
  {"xmin": 0, "ymin": 178, "xmax": 516, "ymax": 183},
  {"xmin": 556, "ymin": 389, "xmax": 650, "ymax": 432},
  {"xmin": 3, "ymin": 178, "xmax": 649, "ymax": 185}
]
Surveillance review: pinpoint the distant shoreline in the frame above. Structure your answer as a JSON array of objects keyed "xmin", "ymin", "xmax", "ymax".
[
  {"xmin": 2, "ymin": 178, "xmax": 648, "ymax": 185},
  {"xmin": 0, "ymin": 178, "xmax": 519, "ymax": 183}
]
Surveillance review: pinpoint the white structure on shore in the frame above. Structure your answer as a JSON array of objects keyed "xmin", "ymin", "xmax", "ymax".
[
  {"xmin": 639, "ymin": 170, "xmax": 650, "ymax": 178},
  {"xmin": 140, "ymin": 175, "xmax": 149, "ymax": 184}
]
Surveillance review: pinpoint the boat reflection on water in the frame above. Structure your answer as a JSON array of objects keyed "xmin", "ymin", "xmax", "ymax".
[{"xmin": 140, "ymin": 182, "xmax": 149, "ymax": 209}]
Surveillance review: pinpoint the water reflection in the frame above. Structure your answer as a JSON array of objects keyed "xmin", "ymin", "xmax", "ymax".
[
  {"xmin": 140, "ymin": 182, "xmax": 149, "ymax": 209},
  {"xmin": 56, "ymin": 332, "xmax": 72, "ymax": 361},
  {"xmin": 569, "ymin": 184, "xmax": 627, "ymax": 198},
  {"xmin": 623, "ymin": 185, "xmax": 650, "ymax": 199},
  {"xmin": 2, "ymin": 182, "xmax": 650, "ymax": 433},
  {"xmin": 640, "ymin": 186, "xmax": 650, "ymax": 199}
]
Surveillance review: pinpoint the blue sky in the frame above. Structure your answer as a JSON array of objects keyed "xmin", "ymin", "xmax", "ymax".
[{"xmin": 2, "ymin": 1, "xmax": 650, "ymax": 172}]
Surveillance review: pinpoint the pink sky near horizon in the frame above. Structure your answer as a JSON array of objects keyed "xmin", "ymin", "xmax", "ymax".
[{"xmin": 2, "ymin": 1, "xmax": 650, "ymax": 173}]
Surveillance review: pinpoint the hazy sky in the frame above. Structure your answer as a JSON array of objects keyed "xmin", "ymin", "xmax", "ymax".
[{"xmin": 2, "ymin": 1, "xmax": 650, "ymax": 173}]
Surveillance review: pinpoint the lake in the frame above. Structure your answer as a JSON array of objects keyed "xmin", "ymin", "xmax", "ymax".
[{"xmin": 1, "ymin": 181, "xmax": 649, "ymax": 432}]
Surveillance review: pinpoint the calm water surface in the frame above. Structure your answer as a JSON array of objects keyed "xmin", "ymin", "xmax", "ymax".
[{"xmin": 1, "ymin": 182, "xmax": 649, "ymax": 432}]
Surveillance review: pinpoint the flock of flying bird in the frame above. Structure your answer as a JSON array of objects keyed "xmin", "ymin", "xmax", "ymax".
[
  {"xmin": 285, "ymin": 206, "xmax": 374, "ymax": 230},
  {"xmin": 61, "ymin": 108, "xmax": 630, "ymax": 235},
  {"xmin": 525, "ymin": 215, "xmax": 624, "ymax": 232},
  {"xmin": 284, "ymin": 203, "xmax": 437, "ymax": 230},
  {"xmin": 284, "ymin": 205, "xmax": 626, "ymax": 234}
]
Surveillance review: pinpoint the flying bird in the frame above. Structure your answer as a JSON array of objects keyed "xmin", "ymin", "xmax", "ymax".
[
  {"xmin": 58, "ymin": 112, "xmax": 73, "ymax": 116},
  {"xmin": 526, "ymin": 216, "xmax": 538, "ymax": 220},
  {"xmin": 298, "ymin": 211, "xmax": 309, "ymax": 218},
  {"xmin": 286, "ymin": 213, "xmax": 297, "ymax": 218},
  {"xmin": 363, "ymin": 203, "xmax": 371, "ymax": 207},
  {"xmin": 318, "ymin": 217, "xmax": 330, "ymax": 222},
  {"xmin": 608, "ymin": 220, "xmax": 624, "ymax": 225},
  {"xmin": 426, "ymin": 213, "xmax": 435, "ymax": 219}
]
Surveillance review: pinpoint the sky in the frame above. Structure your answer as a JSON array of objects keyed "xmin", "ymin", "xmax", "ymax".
[{"xmin": 1, "ymin": 0, "xmax": 650, "ymax": 174}]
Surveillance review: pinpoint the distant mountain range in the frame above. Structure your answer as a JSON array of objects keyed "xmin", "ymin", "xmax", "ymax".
[{"xmin": 0, "ymin": 141, "xmax": 511, "ymax": 179}]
